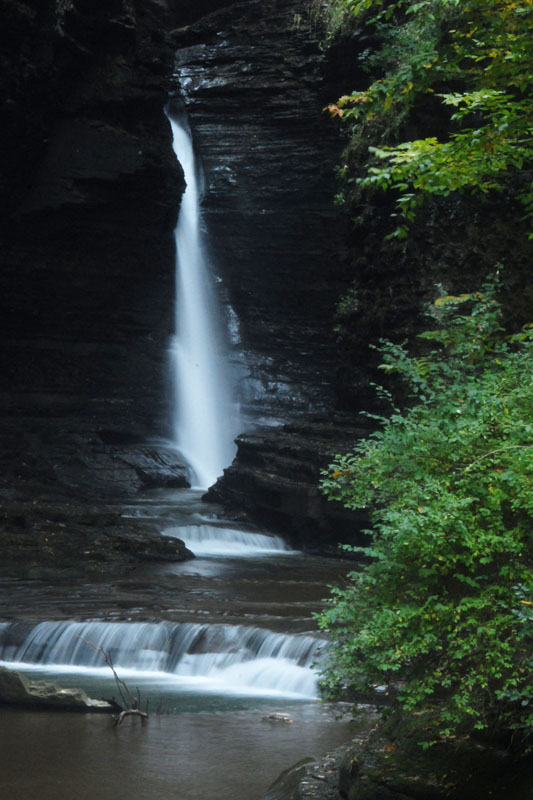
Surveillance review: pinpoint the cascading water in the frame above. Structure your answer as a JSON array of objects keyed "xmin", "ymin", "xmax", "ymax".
[
  {"xmin": 167, "ymin": 110, "xmax": 239, "ymax": 489},
  {"xmin": 0, "ymin": 621, "xmax": 323, "ymax": 700},
  {"xmin": 163, "ymin": 524, "xmax": 292, "ymax": 557}
]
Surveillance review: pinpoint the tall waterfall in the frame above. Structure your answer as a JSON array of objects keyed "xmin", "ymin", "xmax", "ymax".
[{"xmin": 167, "ymin": 111, "xmax": 238, "ymax": 489}]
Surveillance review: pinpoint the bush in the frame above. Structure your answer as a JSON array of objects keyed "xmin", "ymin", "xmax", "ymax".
[{"xmin": 318, "ymin": 276, "xmax": 533, "ymax": 746}]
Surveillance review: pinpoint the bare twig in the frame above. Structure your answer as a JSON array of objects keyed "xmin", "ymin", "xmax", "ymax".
[
  {"xmin": 75, "ymin": 634, "xmax": 149, "ymax": 725},
  {"xmin": 114, "ymin": 708, "xmax": 149, "ymax": 727},
  {"xmin": 464, "ymin": 444, "xmax": 531, "ymax": 473},
  {"xmin": 75, "ymin": 634, "xmax": 135, "ymax": 708}
]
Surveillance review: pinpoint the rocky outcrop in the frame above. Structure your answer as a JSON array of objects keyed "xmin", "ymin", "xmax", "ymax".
[
  {"xmin": 0, "ymin": 499, "xmax": 194, "ymax": 578},
  {"xmin": 0, "ymin": 665, "xmax": 111, "ymax": 711},
  {"xmin": 206, "ymin": 415, "xmax": 371, "ymax": 552},
  {"xmin": 264, "ymin": 712, "xmax": 533, "ymax": 800},
  {"xmin": 172, "ymin": 0, "xmax": 366, "ymax": 534},
  {"xmin": 0, "ymin": 0, "xmax": 191, "ymax": 510}
]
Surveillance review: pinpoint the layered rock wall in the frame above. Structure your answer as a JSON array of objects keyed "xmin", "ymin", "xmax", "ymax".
[
  {"xmin": 1, "ymin": 0, "xmax": 185, "ymax": 500},
  {"xmin": 172, "ymin": 0, "xmax": 350, "ymax": 419}
]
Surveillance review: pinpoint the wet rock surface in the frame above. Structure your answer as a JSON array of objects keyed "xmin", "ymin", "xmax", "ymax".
[
  {"xmin": 264, "ymin": 711, "xmax": 533, "ymax": 800},
  {"xmin": 263, "ymin": 706, "xmax": 380, "ymax": 800},
  {"xmin": 335, "ymin": 713, "xmax": 533, "ymax": 800},
  {"xmin": 0, "ymin": 489, "xmax": 353, "ymax": 628},
  {"xmin": 173, "ymin": 0, "xmax": 350, "ymax": 418},
  {"xmin": 0, "ymin": 0, "xmax": 189, "ymax": 517},
  {"xmin": 206, "ymin": 415, "xmax": 371, "ymax": 553},
  {"xmin": 0, "ymin": 497, "xmax": 194, "ymax": 579},
  {"xmin": 0, "ymin": 0, "xmax": 356, "ymax": 566},
  {"xmin": 0, "ymin": 0, "xmax": 239, "ymax": 568},
  {"xmin": 0, "ymin": 666, "xmax": 111, "ymax": 712}
]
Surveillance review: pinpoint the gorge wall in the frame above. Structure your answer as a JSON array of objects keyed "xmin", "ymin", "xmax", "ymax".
[
  {"xmin": 171, "ymin": 0, "xmax": 368, "ymax": 547},
  {"xmin": 0, "ymin": 0, "xmax": 363, "ymax": 564},
  {"xmin": 1, "ymin": 0, "xmax": 186, "ymax": 503},
  {"xmin": 172, "ymin": 0, "xmax": 349, "ymax": 418},
  {"xmin": 2, "ymin": 0, "xmax": 529, "ymax": 558}
]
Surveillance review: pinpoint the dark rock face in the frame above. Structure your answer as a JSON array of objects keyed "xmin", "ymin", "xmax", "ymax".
[
  {"xmin": 0, "ymin": 0, "xmax": 188, "ymax": 511},
  {"xmin": 172, "ymin": 0, "xmax": 350, "ymax": 419},
  {"xmin": 173, "ymin": 0, "xmax": 366, "ymax": 540},
  {"xmin": 0, "ymin": 1, "xmax": 353, "ymax": 537},
  {"xmin": 0, "ymin": 0, "xmax": 234, "ymax": 567},
  {"xmin": 206, "ymin": 415, "xmax": 370, "ymax": 552},
  {"xmin": 0, "ymin": 499, "xmax": 194, "ymax": 579},
  {"xmin": 264, "ymin": 712, "xmax": 533, "ymax": 800},
  {"xmin": 336, "ymin": 714, "xmax": 533, "ymax": 800}
]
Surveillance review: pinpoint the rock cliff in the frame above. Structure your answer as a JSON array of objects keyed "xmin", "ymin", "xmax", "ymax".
[
  {"xmin": 172, "ymin": 0, "xmax": 367, "ymax": 541},
  {"xmin": 1, "ymin": 0, "xmax": 364, "ymax": 556},
  {"xmin": 0, "ymin": 0, "xmax": 187, "ymax": 506},
  {"xmin": 172, "ymin": 0, "xmax": 349, "ymax": 419},
  {"xmin": 0, "ymin": 0, "xmax": 241, "ymax": 570}
]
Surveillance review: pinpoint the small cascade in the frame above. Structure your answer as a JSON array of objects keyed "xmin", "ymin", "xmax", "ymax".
[
  {"xmin": 167, "ymin": 110, "xmax": 239, "ymax": 489},
  {"xmin": 0, "ymin": 621, "xmax": 324, "ymax": 699},
  {"xmin": 164, "ymin": 524, "xmax": 292, "ymax": 557}
]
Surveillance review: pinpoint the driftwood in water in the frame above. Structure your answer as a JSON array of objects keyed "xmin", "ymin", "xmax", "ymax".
[
  {"xmin": 102, "ymin": 696, "xmax": 124, "ymax": 713},
  {"xmin": 75, "ymin": 634, "xmax": 149, "ymax": 726},
  {"xmin": 113, "ymin": 707, "xmax": 149, "ymax": 727}
]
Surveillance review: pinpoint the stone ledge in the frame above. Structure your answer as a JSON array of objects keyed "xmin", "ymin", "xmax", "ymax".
[{"xmin": 0, "ymin": 666, "xmax": 111, "ymax": 712}]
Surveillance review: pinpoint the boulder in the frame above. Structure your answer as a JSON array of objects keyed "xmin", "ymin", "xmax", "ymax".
[
  {"xmin": 0, "ymin": 666, "xmax": 111, "ymax": 712},
  {"xmin": 264, "ymin": 711, "xmax": 533, "ymax": 800},
  {"xmin": 206, "ymin": 415, "xmax": 371, "ymax": 553}
]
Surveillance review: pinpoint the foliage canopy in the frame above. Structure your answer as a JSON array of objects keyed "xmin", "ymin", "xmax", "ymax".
[
  {"xmin": 322, "ymin": 0, "xmax": 533, "ymax": 238},
  {"xmin": 318, "ymin": 279, "xmax": 533, "ymax": 745}
]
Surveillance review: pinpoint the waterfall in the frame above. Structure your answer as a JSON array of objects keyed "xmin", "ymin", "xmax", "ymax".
[
  {"xmin": 163, "ymin": 524, "xmax": 292, "ymax": 557},
  {"xmin": 167, "ymin": 110, "xmax": 238, "ymax": 489},
  {"xmin": 0, "ymin": 621, "xmax": 324, "ymax": 699}
]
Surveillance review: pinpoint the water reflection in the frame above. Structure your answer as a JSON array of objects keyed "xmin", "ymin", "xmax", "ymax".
[{"xmin": 0, "ymin": 705, "xmax": 355, "ymax": 800}]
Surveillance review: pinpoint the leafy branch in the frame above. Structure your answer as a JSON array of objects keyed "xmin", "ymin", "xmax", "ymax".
[{"xmin": 322, "ymin": 0, "xmax": 533, "ymax": 237}]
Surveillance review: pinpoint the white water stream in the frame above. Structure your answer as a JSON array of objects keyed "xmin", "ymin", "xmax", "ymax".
[
  {"xmin": 0, "ymin": 620, "xmax": 322, "ymax": 700},
  {"xmin": 164, "ymin": 523, "xmax": 293, "ymax": 557},
  {"xmin": 167, "ymin": 112, "xmax": 239, "ymax": 489}
]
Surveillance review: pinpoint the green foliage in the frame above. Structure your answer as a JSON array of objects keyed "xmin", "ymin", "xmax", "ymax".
[
  {"xmin": 318, "ymin": 277, "xmax": 533, "ymax": 745},
  {"xmin": 323, "ymin": 0, "xmax": 533, "ymax": 237}
]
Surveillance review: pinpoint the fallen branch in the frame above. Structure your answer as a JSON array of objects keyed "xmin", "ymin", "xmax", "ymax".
[
  {"xmin": 75, "ymin": 634, "xmax": 149, "ymax": 726},
  {"xmin": 114, "ymin": 708, "xmax": 149, "ymax": 727}
]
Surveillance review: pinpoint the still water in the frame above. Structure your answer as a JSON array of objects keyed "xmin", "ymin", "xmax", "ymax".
[
  {"xmin": 0, "ymin": 704, "xmax": 354, "ymax": 800},
  {"xmin": 0, "ymin": 490, "xmax": 357, "ymax": 800}
]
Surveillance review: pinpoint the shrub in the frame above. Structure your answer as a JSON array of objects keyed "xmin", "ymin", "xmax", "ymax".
[{"xmin": 318, "ymin": 276, "xmax": 533, "ymax": 746}]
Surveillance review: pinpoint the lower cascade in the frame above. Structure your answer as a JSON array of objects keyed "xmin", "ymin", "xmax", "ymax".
[
  {"xmin": 0, "ymin": 621, "xmax": 323, "ymax": 699},
  {"xmin": 163, "ymin": 524, "xmax": 291, "ymax": 556}
]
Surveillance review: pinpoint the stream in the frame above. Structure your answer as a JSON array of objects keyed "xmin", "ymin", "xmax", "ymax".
[{"xmin": 0, "ymin": 490, "xmax": 356, "ymax": 800}]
